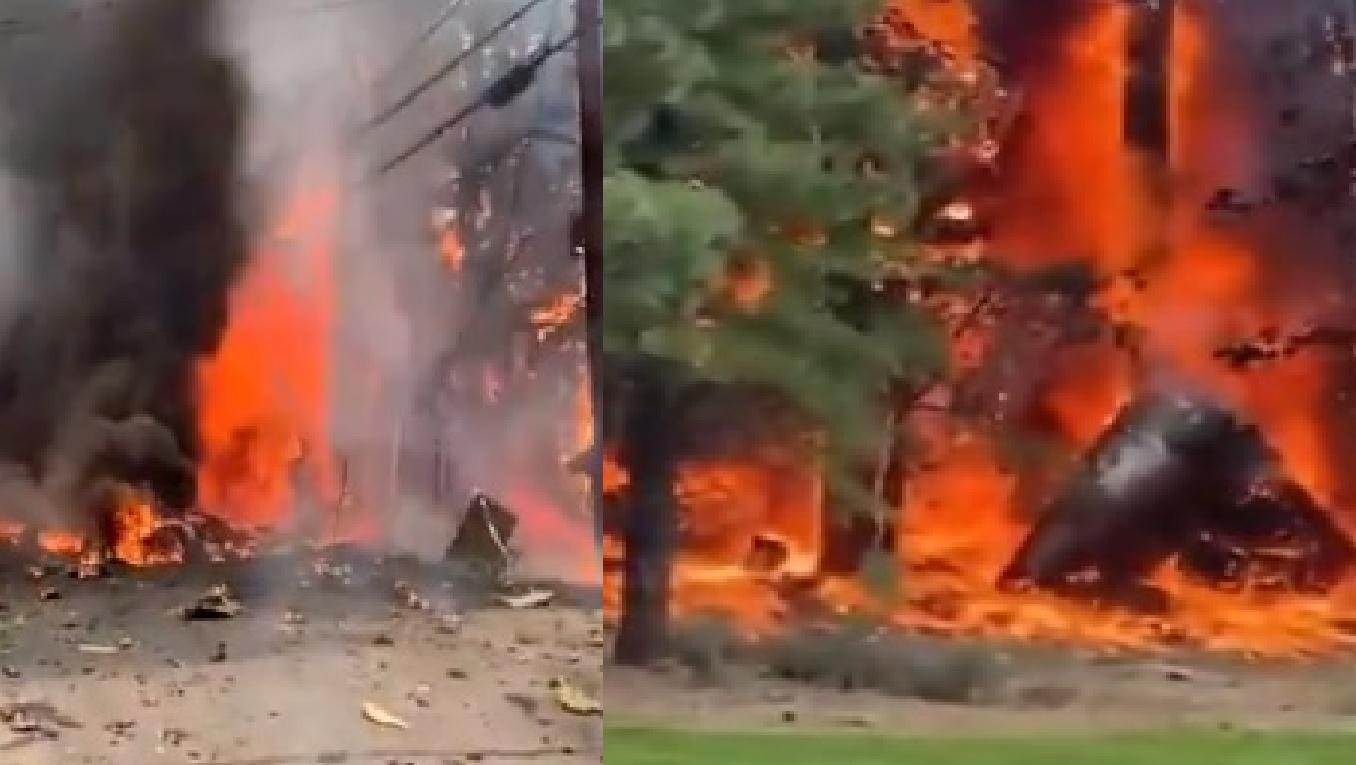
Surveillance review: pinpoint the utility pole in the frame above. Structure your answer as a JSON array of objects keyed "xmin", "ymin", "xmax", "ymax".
[{"xmin": 575, "ymin": 0, "xmax": 604, "ymax": 547}]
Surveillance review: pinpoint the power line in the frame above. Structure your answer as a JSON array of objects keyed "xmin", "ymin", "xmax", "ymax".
[
  {"xmin": 413, "ymin": 0, "xmax": 571, "ymax": 411},
  {"xmin": 359, "ymin": 0, "xmax": 552, "ymax": 134},
  {"xmin": 372, "ymin": 27, "xmax": 577, "ymax": 176},
  {"xmin": 0, "ymin": 0, "xmax": 399, "ymax": 38},
  {"xmin": 368, "ymin": 0, "xmax": 471, "ymax": 88}
]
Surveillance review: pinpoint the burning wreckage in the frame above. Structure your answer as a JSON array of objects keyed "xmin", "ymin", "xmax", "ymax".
[{"xmin": 999, "ymin": 391, "xmax": 1356, "ymax": 609}]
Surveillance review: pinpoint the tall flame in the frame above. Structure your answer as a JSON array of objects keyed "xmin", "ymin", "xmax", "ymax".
[{"xmin": 195, "ymin": 174, "xmax": 337, "ymax": 530}]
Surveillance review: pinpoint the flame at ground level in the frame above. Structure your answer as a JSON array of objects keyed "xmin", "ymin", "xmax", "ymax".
[{"xmin": 603, "ymin": 440, "xmax": 1356, "ymax": 657}]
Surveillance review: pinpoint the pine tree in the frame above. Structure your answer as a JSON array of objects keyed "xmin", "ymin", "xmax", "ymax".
[{"xmin": 605, "ymin": 0, "xmax": 956, "ymax": 664}]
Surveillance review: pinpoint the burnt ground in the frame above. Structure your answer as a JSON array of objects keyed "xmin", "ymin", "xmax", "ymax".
[
  {"xmin": 0, "ymin": 551, "xmax": 603, "ymax": 764},
  {"xmin": 606, "ymin": 633, "xmax": 1356, "ymax": 735}
]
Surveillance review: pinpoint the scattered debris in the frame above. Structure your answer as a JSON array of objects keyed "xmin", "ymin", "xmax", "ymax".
[
  {"xmin": 71, "ymin": 559, "xmax": 103, "ymax": 580},
  {"xmin": 76, "ymin": 644, "xmax": 120, "ymax": 655},
  {"xmin": 504, "ymin": 692, "xmax": 538, "ymax": 716},
  {"xmin": 0, "ymin": 702, "xmax": 81, "ymax": 738},
  {"xmin": 177, "ymin": 584, "xmax": 243, "ymax": 621},
  {"xmin": 498, "ymin": 589, "xmax": 554, "ymax": 610},
  {"xmin": 38, "ymin": 587, "xmax": 60, "ymax": 601},
  {"xmin": 1163, "ymin": 665, "xmax": 1195, "ymax": 682},
  {"xmin": 393, "ymin": 580, "xmax": 430, "ymax": 611},
  {"xmin": 360, "ymin": 701, "xmax": 408, "ymax": 730},
  {"xmin": 436, "ymin": 612, "xmax": 463, "ymax": 635},
  {"xmin": 550, "ymin": 678, "xmax": 601, "ymax": 716},
  {"xmin": 409, "ymin": 683, "xmax": 432, "ymax": 709},
  {"xmin": 209, "ymin": 642, "xmax": 227, "ymax": 663}
]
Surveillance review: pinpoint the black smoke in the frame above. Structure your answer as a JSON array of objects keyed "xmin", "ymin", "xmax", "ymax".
[{"xmin": 0, "ymin": 0, "xmax": 248, "ymax": 534}]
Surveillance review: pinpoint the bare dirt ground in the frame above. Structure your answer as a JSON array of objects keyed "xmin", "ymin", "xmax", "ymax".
[
  {"xmin": 0, "ymin": 553, "xmax": 603, "ymax": 764},
  {"xmin": 607, "ymin": 639, "xmax": 1356, "ymax": 735}
]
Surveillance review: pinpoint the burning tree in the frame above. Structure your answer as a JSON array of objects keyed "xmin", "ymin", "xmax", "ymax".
[{"xmin": 603, "ymin": 0, "xmax": 967, "ymax": 664}]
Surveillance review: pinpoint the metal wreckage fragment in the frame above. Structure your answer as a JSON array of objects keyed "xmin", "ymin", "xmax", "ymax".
[{"xmin": 999, "ymin": 391, "xmax": 1356, "ymax": 609}]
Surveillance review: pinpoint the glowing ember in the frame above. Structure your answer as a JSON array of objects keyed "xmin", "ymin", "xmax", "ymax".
[
  {"xmin": 38, "ymin": 531, "xmax": 84, "ymax": 558},
  {"xmin": 109, "ymin": 487, "xmax": 182, "ymax": 566},
  {"xmin": 435, "ymin": 209, "xmax": 466, "ymax": 272},
  {"xmin": 530, "ymin": 292, "xmax": 584, "ymax": 341}
]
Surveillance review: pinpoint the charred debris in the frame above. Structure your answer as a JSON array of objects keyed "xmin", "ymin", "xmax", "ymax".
[{"xmin": 999, "ymin": 391, "xmax": 1356, "ymax": 611}]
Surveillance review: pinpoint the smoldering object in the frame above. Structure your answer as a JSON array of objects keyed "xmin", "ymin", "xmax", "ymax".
[{"xmin": 999, "ymin": 391, "xmax": 1355, "ymax": 607}]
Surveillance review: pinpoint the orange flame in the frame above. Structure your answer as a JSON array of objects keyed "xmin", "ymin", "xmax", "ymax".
[{"xmin": 195, "ymin": 174, "xmax": 338, "ymax": 530}]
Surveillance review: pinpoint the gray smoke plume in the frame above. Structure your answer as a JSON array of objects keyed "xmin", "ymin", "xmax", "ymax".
[{"xmin": 0, "ymin": 0, "xmax": 247, "ymax": 536}]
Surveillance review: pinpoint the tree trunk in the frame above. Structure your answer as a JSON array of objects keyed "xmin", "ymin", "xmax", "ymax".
[
  {"xmin": 613, "ymin": 365, "xmax": 679, "ymax": 666},
  {"xmin": 820, "ymin": 386, "xmax": 907, "ymax": 575}
]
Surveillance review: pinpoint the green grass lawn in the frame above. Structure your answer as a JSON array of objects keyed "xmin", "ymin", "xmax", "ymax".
[{"xmin": 608, "ymin": 727, "xmax": 1356, "ymax": 765}]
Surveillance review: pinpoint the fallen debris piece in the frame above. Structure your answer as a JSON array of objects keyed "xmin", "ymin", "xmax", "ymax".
[
  {"xmin": 0, "ymin": 702, "xmax": 81, "ymax": 738},
  {"xmin": 504, "ymin": 692, "xmax": 539, "ymax": 716},
  {"xmin": 76, "ymin": 644, "xmax": 120, "ymax": 655},
  {"xmin": 393, "ymin": 580, "xmax": 429, "ymax": 611},
  {"xmin": 447, "ymin": 493, "xmax": 518, "ymax": 572},
  {"xmin": 549, "ymin": 678, "xmax": 601, "ymax": 716},
  {"xmin": 360, "ymin": 701, "xmax": 408, "ymax": 730},
  {"xmin": 410, "ymin": 683, "xmax": 432, "ymax": 708},
  {"xmin": 497, "ymin": 589, "xmax": 554, "ymax": 610},
  {"xmin": 435, "ymin": 612, "xmax": 462, "ymax": 635},
  {"xmin": 38, "ymin": 587, "xmax": 60, "ymax": 601},
  {"xmin": 177, "ymin": 584, "xmax": 243, "ymax": 621},
  {"xmin": 999, "ymin": 391, "xmax": 1355, "ymax": 604}
]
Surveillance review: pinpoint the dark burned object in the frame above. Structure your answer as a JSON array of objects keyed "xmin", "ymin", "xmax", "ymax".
[
  {"xmin": 447, "ymin": 493, "xmax": 518, "ymax": 571},
  {"xmin": 999, "ymin": 392, "xmax": 1355, "ymax": 604},
  {"xmin": 745, "ymin": 534, "xmax": 790, "ymax": 573},
  {"xmin": 178, "ymin": 583, "xmax": 243, "ymax": 621},
  {"xmin": 1214, "ymin": 325, "xmax": 1356, "ymax": 369}
]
